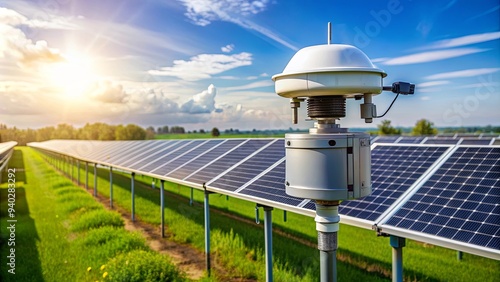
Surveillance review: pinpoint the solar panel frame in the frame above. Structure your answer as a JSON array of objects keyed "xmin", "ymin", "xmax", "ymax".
[{"xmin": 377, "ymin": 145, "xmax": 500, "ymax": 260}]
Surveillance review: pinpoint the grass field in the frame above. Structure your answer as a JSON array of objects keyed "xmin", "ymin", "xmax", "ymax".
[
  {"xmin": 2, "ymin": 147, "xmax": 500, "ymax": 281},
  {"xmin": 0, "ymin": 148, "xmax": 185, "ymax": 282}
]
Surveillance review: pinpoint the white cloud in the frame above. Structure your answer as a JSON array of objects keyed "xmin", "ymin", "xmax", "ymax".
[
  {"xmin": 148, "ymin": 52, "xmax": 252, "ymax": 81},
  {"xmin": 0, "ymin": 7, "xmax": 77, "ymax": 30},
  {"xmin": 421, "ymin": 31, "xmax": 500, "ymax": 50},
  {"xmin": 177, "ymin": 0, "xmax": 298, "ymax": 50},
  {"xmin": 381, "ymin": 48, "xmax": 489, "ymax": 65},
  {"xmin": 417, "ymin": 80, "xmax": 450, "ymax": 88},
  {"xmin": 221, "ymin": 44, "xmax": 235, "ymax": 53},
  {"xmin": 181, "ymin": 84, "xmax": 221, "ymax": 114},
  {"xmin": 87, "ymin": 81, "xmax": 128, "ymax": 103},
  {"xmin": 424, "ymin": 68, "xmax": 500, "ymax": 80},
  {"xmin": 179, "ymin": 0, "xmax": 270, "ymax": 26},
  {"xmin": 222, "ymin": 80, "xmax": 273, "ymax": 91}
]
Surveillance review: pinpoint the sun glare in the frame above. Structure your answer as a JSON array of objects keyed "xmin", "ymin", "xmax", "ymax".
[{"xmin": 44, "ymin": 54, "xmax": 96, "ymax": 99}]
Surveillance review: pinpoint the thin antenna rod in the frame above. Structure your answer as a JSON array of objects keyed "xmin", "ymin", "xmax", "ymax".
[{"xmin": 328, "ymin": 22, "xmax": 331, "ymax": 45}]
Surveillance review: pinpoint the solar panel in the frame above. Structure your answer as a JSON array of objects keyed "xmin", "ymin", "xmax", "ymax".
[
  {"xmin": 185, "ymin": 139, "xmax": 272, "ymax": 185},
  {"xmin": 120, "ymin": 141, "xmax": 177, "ymax": 167},
  {"xmin": 337, "ymin": 145, "xmax": 451, "ymax": 224},
  {"xmin": 397, "ymin": 136, "xmax": 425, "ymax": 144},
  {"xmin": 237, "ymin": 160, "xmax": 306, "ymax": 207},
  {"xmin": 382, "ymin": 147, "xmax": 500, "ymax": 252},
  {"xmin": 207, "ymin": 139, "xmax": 284, "ymax": 192},
  {"xmin": 126, "ymin": 140, "xmax": 185, "ymax": 170},
  {"xmin": 373, "ymin": 136, "xmax": 400, "ymax": 143},
  {"xmin": 460, "ymin": 138, "xmax": 492, "ymax": 145},
  {"xmin": 494, "ymin": 139, "xmax": 500, "ymax": 146},
  {"xmin": 167, "ymin": 139, "xmax": 246, "ymax": 180},
  {"xmin": 150, "ymin": 139, "xmax": 224, "ymax": 176},
  {"xmin": 138, "ymin": 140, "xmax": 203, "ymax": 173},
  {"xmin": 424, "ymin": 138, "xmax": 460, "ymax": 145}
]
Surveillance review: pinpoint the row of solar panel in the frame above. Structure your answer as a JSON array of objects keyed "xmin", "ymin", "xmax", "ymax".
[
  {"xmin": 0, "ymin": 141, "xmax": 17, "ymax": 170},
  {"xmin": 371, "ymin": 135, "xmax": 499, "ymax": 145},
  {"xmin": 28, "ymin": 139, "xmax": 499, "ymax": 259}
]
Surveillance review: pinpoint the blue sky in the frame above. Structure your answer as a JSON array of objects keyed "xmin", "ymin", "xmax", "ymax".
[{"xmin": 0, "ymin": 0, "xmax": 499, "ymax": 130}]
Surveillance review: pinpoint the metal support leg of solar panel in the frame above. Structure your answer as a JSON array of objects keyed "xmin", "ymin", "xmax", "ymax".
[
  {"xmin": 256, "ymin": 204, "xmax": 274, "ymax": 281},
  {"xmin": 160, "ymin": 180, "xmax": 165, "ymax": 238},
  {"xmin": 131, "ymin": 172, "xmax": 136, "ymax": 221},
  {"xmin": 204, "ymin": 190, "xmax": 212, "ymax": 277},
  {"xmin": 109, "ymin": 167, "xmax": 113, "ymax": 208},
  {"xmin": 93, "ymin": 164, "xmax": 98, "ymax": 197},
  {"xmin": 77, "ymin": 160, "xmax": 80, "ymax": 185},
  {"xmin": 85, "ymin": 162, "xmax": 88, "ymax": 190},
  {"xmin": 390, "ymin": 235, "xmax": 406, "ymax": 282}
]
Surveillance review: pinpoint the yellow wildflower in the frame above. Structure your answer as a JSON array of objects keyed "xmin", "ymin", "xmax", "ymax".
[
  {"xmin": 87, "ymin": 267, "xmax": 92, "ymax": 272},
  {"xmin": 100, "ymin": 265, "xmax": 106, "ymax": 271},
  {"xmin": 103, "ymin": 272, "xmax": 108, "ymax": 278}
]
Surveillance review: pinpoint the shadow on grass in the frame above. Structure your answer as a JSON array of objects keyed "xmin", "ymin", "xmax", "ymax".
[
  {"xmin": 1, "ymin": 150, "xmax": 27, "ymax": 184},
  {"xmin": 0, "ymin": 187, "xmax": 42, "ymax": 282}
]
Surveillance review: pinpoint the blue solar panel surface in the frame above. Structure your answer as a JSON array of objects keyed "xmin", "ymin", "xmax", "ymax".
[
  {"xmin": 460, "ymin": 139, "xmax": 492, "ymax": 145},
  {"xmin": 338, "ymin": 145, "xmax": 449, "ymax": 221},
  {"xmin": 167, "ymin": 139, "xmax": 245, "ymax": 180},
  {"xmin": 151, "ymin": 140, "xmax": 224, "ymax": 176},
  {"xmin": 239, "ymin": 160, "xmax": 305, "ymax": 206},
  {"xmin": 185, "ymin": 139, "xmax": 272, "ymax": 185},
  {"xmin": 374, "ymin": 136, "xmax": 399, "ymax": 143},
  {"xmin": 208, "ymin": 139, "xmax": 284, "ymax": 191},
  {"xmin": 384, "ymin": 147, "xmax": 500, "ymax": 250},
  {"xmin": 397, "ymin": 136, "xmax": 425, "ymax": 144},
  {"xmin": 425, "ymin": 138, "xmax": 460, "ymax": 145}
]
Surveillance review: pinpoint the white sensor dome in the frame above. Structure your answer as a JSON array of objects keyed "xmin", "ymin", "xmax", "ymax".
[{"xmin": 273, "ymin": 44, "xmax": 387, "ymax": 98}]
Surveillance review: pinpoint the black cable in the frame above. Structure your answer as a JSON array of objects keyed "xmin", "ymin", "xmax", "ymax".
[{"xmin": 375, "ymin": 93, "xmax": 400, "ymax": 118}]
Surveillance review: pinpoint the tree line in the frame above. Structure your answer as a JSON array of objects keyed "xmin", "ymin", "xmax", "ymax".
[{"xmin": 0, "ymin": 123, "xmax": 223, "ymax": 146}]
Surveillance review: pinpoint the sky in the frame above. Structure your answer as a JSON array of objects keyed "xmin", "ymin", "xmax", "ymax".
[{"xmin": 0, "ymin": 0, "xmax": 499, "ymax": 131}]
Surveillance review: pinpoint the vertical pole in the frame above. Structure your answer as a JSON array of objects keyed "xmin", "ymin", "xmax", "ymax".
[
  {"xmin": 457, "ymin": 251, "xmax": 463, "ymax": 261},
  {"xmin": 131, "ymin": 173, "xmax": 135, "ymax": 221},
  {"xmin": 190, "ymin": 188, "xmax": 194, "ymax": 206},
  {"xmin": 316, "ymin": 203, "xmax": 339, "ymax": 282},
  {"xmin": 85, "ymin": 162, "xmax": 89, "ymax": 190},
  {"xmin": 109, "ymin": 167, "xmax": 113, "ymax": 208},
  {"xmin": 264, "ymin": 206, "xmax": 274, "ymax": 282},
  {"xmin": 390, "ymin": 235, "xmax": 405, "ymax": 282},
  {"xmin": 204, "ymin": 190, "xmax": 211, "ymax": 276},
  {"xmin": 160, "ymin": 180, "xmax": 165, "ymax": 238},
  {"xmin": 77, "ymin": 160, "xmax": 80, "ymax": 185},
  {"xmin": 93, "ymin": 164, "xmax": 98, "ymax": 197},
  {"xmin": 70, "ymin": 158, "xmax": 73, "ymax": 182}
]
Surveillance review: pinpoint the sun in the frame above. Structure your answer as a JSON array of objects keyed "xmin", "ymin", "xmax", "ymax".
[{"xmin": 43, "ymin": 54, "xmax": 96, "ymax": 99}]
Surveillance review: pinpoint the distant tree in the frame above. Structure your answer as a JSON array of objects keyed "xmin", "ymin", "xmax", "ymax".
[
  {"xmin": 412, "ymin": 119, "xmax": 437, "ymax": 136},
  {"xmin": 116, "ymin": 124, "xmax": 146, "ymax": 140},
  {"xmin": 52, "ymin": 124, "xmax": 76, "ymax": 139},
  {"xmin": 162, "ymin": 126, "xmax": 169, "ymax": 134},
  {"xmin": 170, "ymin": 126, "xmax": 185, "ymax": 134},
  {"xmin": 200, "ymin": 129, "xmax": 205, "ymax": 134},
  {"xmin": 193, "ymin": 130, "xmax": 197, "ymax": 133},
  {"xmin": 211, "ymin": 127, "xmax": 220, "ymax": 137},
  {"xmin": 145, "ymin": 126, "xmax": 156, "ymax": 139},
  {"xmin": 378, "ymin": 120, "xmax": 401, "ymax": 135}
]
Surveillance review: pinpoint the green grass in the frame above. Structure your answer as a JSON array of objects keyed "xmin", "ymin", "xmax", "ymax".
[
  {"xmin": 61, "ymin": 151, "xmax": 500, "ymax": 281},
  {"xmin": 0, "ymin": 148, "xmax": 184, "ymax": 282}
]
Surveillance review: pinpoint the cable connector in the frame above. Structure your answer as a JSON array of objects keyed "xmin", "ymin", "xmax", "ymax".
[{"xmin": 383, "ymin": 81, "xmax": 415, "ymax": 95}]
